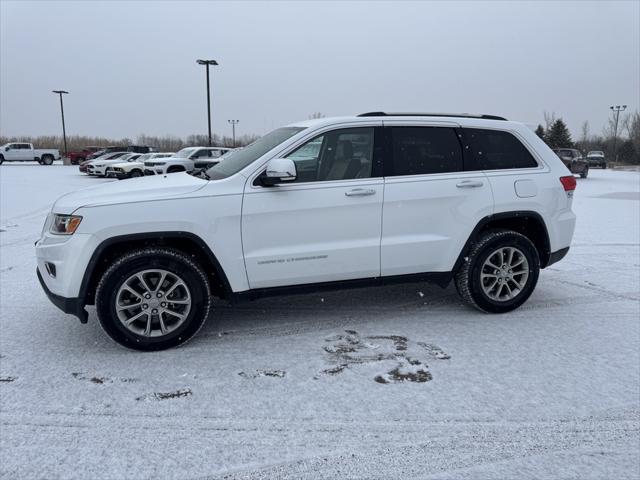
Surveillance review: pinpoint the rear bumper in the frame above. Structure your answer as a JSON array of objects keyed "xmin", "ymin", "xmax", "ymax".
[{"xmin": 37, "ymin": 268, "xmax": 88, "ymax": 323}]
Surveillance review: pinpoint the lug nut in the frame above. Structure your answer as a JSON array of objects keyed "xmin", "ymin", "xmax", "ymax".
[
  {"xmin": 144, "ymin": 293, "xmax": 151, "ymax": 299},
  {"xmin": 152, "ymin": 308, "xmax": 158, "ymax": 314},
  {"xmin": 142, "ymin": 304, "xmax": 148, "ymax": 309},
  {"xmin": 161, "ymin": 302, "xmax": 167, "ymax": 308},
  {"xmin": 156, "ymin": 292, "xmax": 162, "ymax": 298}
]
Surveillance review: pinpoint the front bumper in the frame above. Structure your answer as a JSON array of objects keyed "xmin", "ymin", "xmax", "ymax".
[{"xmin": 37, "ymin": 268, "xmax": 88, "ymax": 323}]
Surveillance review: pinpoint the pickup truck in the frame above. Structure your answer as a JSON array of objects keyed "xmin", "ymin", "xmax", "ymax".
[
  {"xmin": 67, "ymin": 146, "xmax": 104, "ymax": 165},
  {"xmin": 0, "ymin": 143, "xmax": 61, "ymax": 165}
]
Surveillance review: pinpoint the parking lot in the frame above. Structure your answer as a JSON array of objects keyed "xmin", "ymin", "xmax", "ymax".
[{"xmin": 1, "ymin": 164, "xmax": 639, "ymax": 479}]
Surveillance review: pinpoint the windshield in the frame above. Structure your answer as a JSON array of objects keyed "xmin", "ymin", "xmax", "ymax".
[
  {"xmin": 206, "ymin": 127, "xmax": 305, "ymax": 180},
  {"xmin": 174, "ymin": 148, "xmax": 197, "ymax": 158}
]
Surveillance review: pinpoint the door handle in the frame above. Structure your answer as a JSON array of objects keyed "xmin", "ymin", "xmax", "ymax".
[
  {"xmin": 456, "ymin": 180, "xmax": 484, "ymax": 188},
  {"xmin": 345, "ymin": 188, "xmax": 376, "ymax": 197}
]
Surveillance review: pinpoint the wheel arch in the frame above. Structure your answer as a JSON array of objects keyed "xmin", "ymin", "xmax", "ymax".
[
  {"xmin": 79, "ymin": 231, "xmax": 232, "ymax": 306},
  {"xmin": 453, "ymin": 211, "xmax": 552, "ymax": 272}
]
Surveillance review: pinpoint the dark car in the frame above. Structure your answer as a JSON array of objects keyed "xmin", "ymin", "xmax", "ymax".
[
  {"xmin": 552, "ymin": 148, "xmax": 589, "ymax": 178},
  {"xmin": 87, "ymin": 146, "xmax": 127, "ymax": 161},
  {"xmin": 127, "ymin": 145, "xmax": 156, "ymax": 154},
  {"xmin": 586, "ymin": 151, "xmax": 607, "ymax": 169}
]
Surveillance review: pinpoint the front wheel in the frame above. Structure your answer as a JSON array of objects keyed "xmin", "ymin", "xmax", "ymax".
[
  {"xmin": 580, "ymin": 166, "xmax": 589, "ymax": 178},
  {"xmin": 130, "ymin": 169, "xmax": 143, "ymax": 178},
  {"xmin": 95, "ymin": 248, "xmax": 211, "ymax": 351},
  {"xmin": 455, "ymin": 230, "xmax": 540, "ymax": 313}
]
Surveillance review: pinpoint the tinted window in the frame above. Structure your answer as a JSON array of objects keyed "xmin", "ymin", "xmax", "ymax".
[
  {"xmin": 466, "ymin": 129, "xmax": 537, "ymax": 170},
  {"xmin": 285, "ymin": 128, "xmax": 374, "ymax": 183},
  {"xmin": 390, "ymin": 127, "xmax": 463, "ymax": 176}
]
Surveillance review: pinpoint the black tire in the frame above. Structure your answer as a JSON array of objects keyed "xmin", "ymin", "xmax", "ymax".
[
  {"xmin": 455, "ymin": 230, "xmax": 540, "ymax": 313},
  {"xmin": 130, "ymin": 169, "xmax": 143, "ymax": 178},
  {"xmin": 0, "ymin": 155, "xmax": 3, "ymax": 165},
  {"xmin": 95, "ymin": 247, "xmax": 211, "ymax": 351},
  {"xmin": 167, "ymin": 166, "xmax": 185, "ymax": 173},
  {"xmin": 41, "ymin": 155, "xmax": 53, "ymax": 165},
  {"xmin": 602, "ymin": 163, "xmax": 607, "ymax": 169},
  {"xmin": 580, "ymin": 166, "xmax": 589, "ymax": 178}
]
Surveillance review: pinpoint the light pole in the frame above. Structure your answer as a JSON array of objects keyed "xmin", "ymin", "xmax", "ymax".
[
  {"xmin": 52, "ymin": 90, "xmax": 69, "ymax": 158},
  {"xmin": 196, "ymin": 59, "xmax": 218, "ymax": 146},
  {"xmin": 610, "ymin": 105, "xmax": 627, "ymax": 163},
  {"xmin": 228, "ymin": 119, "xmax": 239, "ymax": 147}
]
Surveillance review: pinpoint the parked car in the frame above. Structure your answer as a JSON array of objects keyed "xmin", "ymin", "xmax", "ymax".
[
  {"xmin": 144, "ymin": 147, "xmax": 233, "ymax": 175},
  {"xmin": 67, "ymin": 146, "xmax": 103, "ymax": 165},
  {"xmin": 193, "ymin": 148, "xmax": 235, "ymax": 171},
  {"xmin": 106, "ymin": 152, "xmax": 175, "ymax": 179},
  {"xmin": 36, "ymin": 112, "xmax": 577, "ymax": 350},
  {"xmin": 87, "ymin": 146, "xmax": 126, "ymax": 161},
  {"xmin": 586, "ymin": 151, "xmax": 607, "ymax": 168},
  {"xmin": 127, "ymin": 145, "xmax": 157, "ymax": 154},
  {"xmin": 0, "ymin": 143, "xmax": 61, "ymax": 165},
  {"xmin": 84, "ymin": 152, "xmax": 130, "ymax": 175},
  {"xmin": 88, "ymin": 153, "xmax": 141, "ymax": 177},
  {"xmin": 552, "ymin": 148, "xmax": 589, "ymax": 178}
]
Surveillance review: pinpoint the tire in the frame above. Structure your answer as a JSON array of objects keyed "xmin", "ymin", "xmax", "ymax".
[
  {"xmin": 580, "ymin": 166, "xmax": 589, "ymax": 178},
  {"xmin": 41, "ymin": 155, "xmax": 53, "ymax": 165},
  {"xmin": 95, "ymin": 247, "xmax": 211, "ymax": 351},
  {"xmin": 602, "ymin": 163, "xmax": 607, "ymax": 169},
  {"xmin": 130, "ymin": 169, "xmax": 143, "ymax": 178},
  {"xmin": 167, "ymin": 166, "xmax": 185, "ymax": 174},
  {"xmin": 455, "ymin": 230, "xmax": 540, "ymax": 313},
  {"xmin": 0, "ymin": 155, "xmax": 3, "ymax": 165}
]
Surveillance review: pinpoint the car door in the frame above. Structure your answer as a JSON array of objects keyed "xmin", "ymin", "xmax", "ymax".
[
  {"xmin": 381, "ymin": 123, "xmax": 494, "ymax": 276},
  {"xmin": 4, "ymin": 144, "xmax": 21, "ymax": 160},
  {"xmin": 242, "ymin": 124, "xmax": 384, "ymax": 289}
]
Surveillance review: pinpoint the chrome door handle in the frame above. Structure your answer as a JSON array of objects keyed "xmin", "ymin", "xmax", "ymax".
[
  {"xmin": 345, "ymin": 188, "xmax": 376, "ymax": 197},
  {"xmin": 456, "ymin": 180, "xmax": 484, "ymax": 188}
]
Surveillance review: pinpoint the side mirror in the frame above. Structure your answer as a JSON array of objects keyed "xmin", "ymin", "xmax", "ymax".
[
  {"xmin": 5, "ymin": 146, "xmax": 10, "ymax": 151},
  {"xmin": 260, "ymin": 158, "xmax": 297, "ymax": 186}
]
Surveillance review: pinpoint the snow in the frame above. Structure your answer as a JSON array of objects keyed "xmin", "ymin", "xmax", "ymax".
[{"xmin": 1, "ymin": 164, "xmax": 639, "ymax": 479}]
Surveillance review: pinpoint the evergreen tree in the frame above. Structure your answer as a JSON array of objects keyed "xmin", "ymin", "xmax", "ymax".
[
  {"xmin": 535, "ymin": 124, "xmax": 545, "ymax": 140},
  {"xmin": 545, "ymin": 119, "xmax": 573, "ymax": 148}
]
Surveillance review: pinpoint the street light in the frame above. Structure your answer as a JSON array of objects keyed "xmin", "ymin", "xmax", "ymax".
[
  {"xmin": 228, "ymin": 119, "xmax": 239, "ymax": 147},
  {"xmin": 610, "ymin": 105, "xmax": 627, "ymax": 164},
  {"xmin": 196, "ymin": 59, "xmax": 218, "ymax": 146},
  {"xmin": 52, "ymin": 90, "xmax": 69, "ymax": 158}
]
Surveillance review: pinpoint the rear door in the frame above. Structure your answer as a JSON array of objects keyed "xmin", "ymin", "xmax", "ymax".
[
  {"xmin": 242, "ymin": 124, "xmax": 384, "ymax": 289},
  {"xmin": 380, "ymin": 123, "xmax": 493, "ymax": 275}
]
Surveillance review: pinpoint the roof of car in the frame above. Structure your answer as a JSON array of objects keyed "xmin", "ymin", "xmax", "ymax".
[{"xmin": 288, "ymin": 114, "xmax": 521, "ymax": 130}]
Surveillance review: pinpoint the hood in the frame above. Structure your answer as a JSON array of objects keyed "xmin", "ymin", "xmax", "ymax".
[{"xmin": 53, "ymin": 172, "xmax": 207, "ymax": 213}]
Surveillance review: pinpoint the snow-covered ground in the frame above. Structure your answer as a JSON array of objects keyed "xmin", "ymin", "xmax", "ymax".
[{"xmin": 1, "ymin": 164, "xmax": 639, "ymax": 479}]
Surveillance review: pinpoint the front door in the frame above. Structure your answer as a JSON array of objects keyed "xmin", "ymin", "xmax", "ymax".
[{"xmin": 242, "ymin": 126, "xmax": 384, "ymax": 289}]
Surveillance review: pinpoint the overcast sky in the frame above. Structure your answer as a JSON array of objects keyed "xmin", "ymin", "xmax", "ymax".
[{"xmin": 1, "ymin": 0, "xmax": 638, "ymax": 141}]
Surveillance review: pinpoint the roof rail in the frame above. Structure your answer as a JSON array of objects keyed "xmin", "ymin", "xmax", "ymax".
[{"xmin": 357, "ymin": 112, "xmax": 507, "ymax": 121}]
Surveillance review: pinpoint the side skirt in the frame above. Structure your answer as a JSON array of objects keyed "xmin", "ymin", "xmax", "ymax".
[{"xmin": 229, "ymin": 272, "xmax": 452, "ymax": 303}]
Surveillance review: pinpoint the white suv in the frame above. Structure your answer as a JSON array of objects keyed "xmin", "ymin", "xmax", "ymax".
[
  {"xmin": 36, "ymin": 113, "xmax": 576, "ymax": 351},
  {"xmin": 144, "ymin": 147, "xmax": 233, "ymax": 175}
]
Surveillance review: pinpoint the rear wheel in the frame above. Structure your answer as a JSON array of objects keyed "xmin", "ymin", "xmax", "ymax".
[
  {"xmin": 0, "ymin": 155, "xmax": 3, "ymax": 165},
  {"xmin": 130, "ymin": 169, "xmax": 143, "ymax": 177},
  {"xmin": 95, "ymin": 248, "xmax": 211, "ymax": 351},
  {"xmin": 455, "ymin": 230, "xmax": 540, "ymax": 313},
  {"xmin": 41, "ymin": 155, "xmax": 53, "ymax": 165},
  {"xmin": 580, "ymin": 166, "xmax": 589, "ymax": 178}
]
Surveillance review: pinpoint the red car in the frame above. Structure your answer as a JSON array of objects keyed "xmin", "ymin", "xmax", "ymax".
[{"xmin": 67, "ymin": 146, "xmax": 103, "ymax": 165}]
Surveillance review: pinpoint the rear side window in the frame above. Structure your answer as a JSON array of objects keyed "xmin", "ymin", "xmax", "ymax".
[
  {"xmin": 465, "ymin": 128, "xmax": 537, "ymax": 170},
  {"xmin": 389, "ymin": 127, "xmax": 463, "ymax": 176}
]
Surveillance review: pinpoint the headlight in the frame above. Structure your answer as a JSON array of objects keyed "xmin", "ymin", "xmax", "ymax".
[{"xmin": 50, "ymin": 214, "xmax": 83, "ymax": 235}]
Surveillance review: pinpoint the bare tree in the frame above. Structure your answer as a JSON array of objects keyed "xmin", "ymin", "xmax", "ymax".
[{"xmin": 543, "ymin": 111, "xmax": 557, "ymax": 132}]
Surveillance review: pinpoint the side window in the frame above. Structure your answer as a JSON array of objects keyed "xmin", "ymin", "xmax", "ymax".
[
  {"xmin": 465, "ymin": 128, "xmax": 538, "ymax": 170},
  {"xmin": 389, "ymin": 127, "xmax": 463, "ymax": 176},
  {"xmin": 285, "ymin": 128, "xmax": 374, "ymax": 183}
]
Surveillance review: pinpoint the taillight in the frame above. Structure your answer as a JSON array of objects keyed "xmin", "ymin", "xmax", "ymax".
[{"xmin": 560, "ymin": 176, "xmax": 576, "ymax": 192}]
